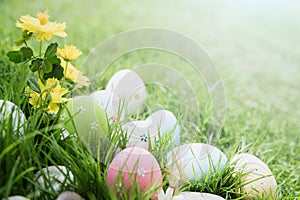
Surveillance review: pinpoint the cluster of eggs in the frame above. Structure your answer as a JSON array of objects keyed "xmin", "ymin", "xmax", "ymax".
[
  {"xmin": 106, "ymin": 145, "xmax": 277, "ymax": 199},
  {"xmin": 59, "ymin": 69, "xmax": 180, "ymax": 152},
  {"xmin": 93, "ymin": 70, "xmax": 277, "ymax": 199},
  {"xmin": 1, "ymin": 69, "xmax": 277, "ymax": 199}
]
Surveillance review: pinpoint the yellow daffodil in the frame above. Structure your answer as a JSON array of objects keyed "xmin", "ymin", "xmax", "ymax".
[
  {"xmin": 57, "ymin": 44, "xmax": 82, "ymax": 61},
  {"xmin": 60, "ymin": 59, "xmax": 90, "ymax": 88},
  {"xmin": 27, "ymin": 78, "xmax": 69, "ymax": 114},
  {"xmin": 16, "ymin": 11, "xmax": 67, "ymax": 41}
]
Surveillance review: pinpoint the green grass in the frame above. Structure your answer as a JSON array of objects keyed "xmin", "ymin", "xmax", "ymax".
[{"xmin": 1, "ymin": 0, "xmax": 300, "ymax": 199}]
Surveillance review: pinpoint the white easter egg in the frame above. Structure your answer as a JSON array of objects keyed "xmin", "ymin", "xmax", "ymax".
[
  {"xmin": 35, "ymin": 166, "xmax": 74, "ymax": 192},
  {"xmin": 60, "ymin": 95, "xmax": 108, "ymax": 154},
  {"xmin": 91, "ymin": 90, "xmax": 124, "ymax": 123},
  {"xmin": 57, "ymin": 191, "xmax": 85, "ymax": 200},
  {"xmin": 106, "ymin": 69, "xmax": 147, "ymax": 115},
  {"xmin": 7, "ymin": 196, "xmax": 30, "ymax": 200},
  {"xmin": 0, "ymin": 100, "xmax": 26, "ymax": 136},
  {"xmin": 122, "ymin": 120, "xmax": 151, "ymax": 149},
  {"xmin": 122, "ymin": 110, "xmax": 180, "ymax": 150},
  {"xmin": 173, "ymin": 192, "xmax": 225, "ymax": 200},
  {"xmin": 166, "ymin": 143, "xmax": 227, "ymax": 182},
  {"xmin": 147, "ymin": 110, "xmax": 180, "ymax": 144},
  {"xmin": 231, "ymin": 153, "xmax": 277, "ymax": 199}
]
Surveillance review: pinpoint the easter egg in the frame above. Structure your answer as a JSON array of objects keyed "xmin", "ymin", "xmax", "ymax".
[
  {"xmin": 7, "ymin": 196, "xmax": 30, "ymax": 200},
  {"xmin": 121, "ymin": 109, "xmax": 180, "ymax": 150},
  {"xmin": 57, "ymin": 191, "xmax": 85, "ymax": 200},
  {"xmin": 106, "ymin": 69, "xmax": 147, "ymax": 115},
  {"xmin": 173, "ymin": 192, "xmax": 225, "ymax": 200},
  {"xmin": 60, "ymin": 95, "xmax": 108, "ymax": 154},
  {"xmin": 106, "ymin": 147, "xmax": 162, "ymax": 199},
  {"xmin": 148, "ymin": 110, "xmax": 180, "ymax": 144},
  {"xmin": 231, "ymin": 153, "xmax": 277, "ymax": 199},
  {"xmin": 166, "ymin": 143, "xmax": 227, "ymax": 183},
  {"xmin": 35, "ymin": 166, "xmax": 74, "ymax": 192},
  {"xmin": 91, "ymin": 90, "xmax": 124, "ymax": 123},
  {"xmin": 0, "ymin": 100, "xmax": 26, "ymax": 136}
]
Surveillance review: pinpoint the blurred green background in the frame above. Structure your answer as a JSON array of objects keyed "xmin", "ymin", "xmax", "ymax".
[{"xmin": 1, "ymin": 0, "xmax": 299, "ymax": 198}]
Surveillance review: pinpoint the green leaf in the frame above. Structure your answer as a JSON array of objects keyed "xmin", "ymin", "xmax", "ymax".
[
  {"xmin": 44, "ymin": 43, "xmax": 58, "ymax": 59},
  {"xmin": 7, "ymin": 48, "xmax": 33, "ymax": 63},
  {"xmin": 7, "ymin": 51, "xmax": 21, "ymax": 63},
  {"xmin": 27, "ymin": 77, "xmax": 41, "ymax": 93},
  {"xmin": 22, "ymin": 30, "xmax": 33, "ymax": 41},
  {"xmin": 43, "ymin": 64, "xmax": 64, "ymax": 80},
  {"xmin": 15, "ymin": 38, "xmax": 24, "ymax": 46},
  {"xmin": 30, "ymin": 58, "xmax": 43, "ymax": 72},
  {"xmin": 47, "ymin": 55, "xmax": 61, "ymax": 65},
  {"xmin": 42, "ymin": 60, "xmax": 53, "ymax": 73},
  {"xmin": 19, "ymin": 47, "xmax": 33, "ymax": 61}
]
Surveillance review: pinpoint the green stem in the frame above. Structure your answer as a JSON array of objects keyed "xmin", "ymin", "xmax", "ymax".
[
  {"xmin": 62, "ymin": 61, "xmax": 69, "ymax": 87},
  {"xmin": 39, "ymin": 41, "xmax": 43, "ymax": 57},
  {"xmin": 38, "ymin": 68, "xmax": 42, "ymax": 80}
]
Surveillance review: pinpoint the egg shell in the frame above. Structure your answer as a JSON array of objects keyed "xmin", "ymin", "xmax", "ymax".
[
  {"xmin": 122, "ymin": 120, "xmax": 151, "ymax": 149},
  {"xmin": 166, "ymin": 143, "xmax": 227, "ymax": 182},
  {"xmin": 106, "ymin": 69, "xmax": 147, "ymax": 115},
  {"xmin": 121, "ymin": 109, "xmax": 180, "ymax": 150},
  {"xmin": 147, "ymin": 110, "xmax": 180, "ymax": 144},
  {"xmin": 91, "ymin": 90, "xmax": 125, "ymax": 123},
  {"xmin": 173, "ymin": 192, "xmax": 225, "ymax": 200},
  {"xmin": 7, "ymin": 196, "xmax": 30, "ymax": 200},
  {"xmin": 106, "ymin": 147, "xmax": 162, "ymax": 199},
  {"xmin": 57, "ymin": 191, "xmax": 85, "ymax": 200},
  {"xmin": 35, "ymin": 166, "xmax": 74, "ymax": 193},
  {"xmin": 231, "ymin": 153, "xmax": 277, "ymax": 199},
  {"xmin": 60, "ymin": 95, "xmax": 108, "ymax": 154},
  {"xmin": 0, "ymin": 100, "xmax": 26, "ymax": 136}
]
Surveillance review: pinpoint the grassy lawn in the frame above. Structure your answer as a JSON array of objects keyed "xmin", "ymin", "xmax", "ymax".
[{"xmin": 0, "ymin": 0, "xmax": 299, "ymax": 199}]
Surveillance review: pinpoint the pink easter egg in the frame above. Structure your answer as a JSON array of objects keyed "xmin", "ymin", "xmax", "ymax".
[{"xmin": 106, "ymin": 147, "xmax": 162, "ymax": 199}]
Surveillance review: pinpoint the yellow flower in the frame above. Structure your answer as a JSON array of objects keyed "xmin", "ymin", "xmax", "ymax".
[
  {"xmin": 16, "ymin": 11, "xmax": 67, "ymax": 41},
  {"xmin": 61, "ymin": 59, "xmax": 90, "ymax": 88},
  {"xmin": 27, "ymin": 78, "xmax": 69, "ymax": 114},
  {"xmin": 57, "ymin": 44, "xmax": 82, "ymax": 61}
]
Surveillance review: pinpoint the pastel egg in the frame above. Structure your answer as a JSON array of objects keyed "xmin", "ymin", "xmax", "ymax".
[
  {"xmin": 35, "ymin": 166, "xmax": 74, "ymax": 193},
  {"xmin": 166, "ymin": 143, "xmax": 227, "ymax": 183},
  {"xmin": 60, "ymin": 95, "xmax": 108, "ymax": 154},
  {"xmin": 57, "ymin": 191, "xmax": 85, "ymax": 200},
  {"xmin": 91, "ymin": 90, "xmax": 124, "ymax": 123},
  {"xmin": 231, "ymin": 153, "xmax": 277, "ymax": 199},
  {"xmin": 0, "ymin": 100, "xmax": 26, "ymax": 136},
  {"xmin": 121, "ymin": 109, "xmax": 180, "ymax": 150},
  {"xmin": 106, "ymin": 69, "xmax": 147, "ymax": 115},
  {"xmin": 106, "ymin": 147, "xmax": 162, "ymax": 199},
  {"xmin": 122, "ymin": 120, "xmax": 152, "ymax": 149},
  {"xmin": 7, "ymin": 196, "xmax": 30, "ymax": 200},
  {"xmin": 147, "ymin": 110, "xmax": 180, "ymax": 144},
  {"xmin": 173, "ymin": 192, "xmax": 225, "ymax": 200}
]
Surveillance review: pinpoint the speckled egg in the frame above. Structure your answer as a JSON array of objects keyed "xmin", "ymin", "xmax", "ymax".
[
  {"xmin": 59, "ymin": 95, "xmax": 108, "ymax": 154},
  {"xmin": 231, "ymin": 153, "xmax": 277, "ymax": 199},
  {"xmin": 0, "ymin": 100, "xmax": 26, "ymax": 136},
  {"xmin": 106, "ymin": 69, "xmax": 147, "ymax": 115},
  {"xmin": 166, "ymin": 143, "xmax": 227, "ymax": 183},
  {"xmin": 121, "ymin": 109, "xmax": 180, "ymax": 150},
  {"xmin": 106, "ymin": 147, "xmax": 162, "ymax": 199}
]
